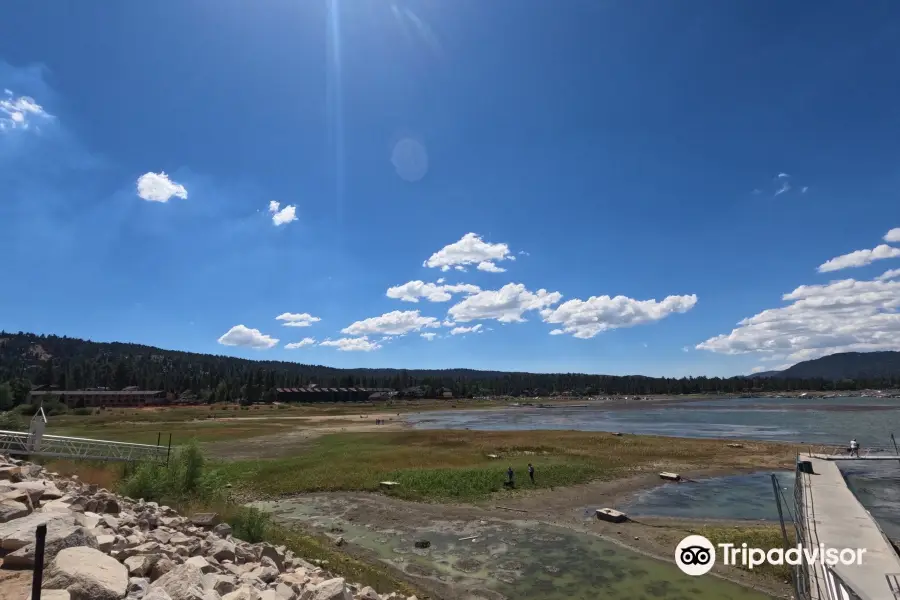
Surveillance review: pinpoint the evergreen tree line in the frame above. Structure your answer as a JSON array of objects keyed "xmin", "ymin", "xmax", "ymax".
[{"xmin": 1, "ymin": 331, "xmax": 897, "ymax": 409}]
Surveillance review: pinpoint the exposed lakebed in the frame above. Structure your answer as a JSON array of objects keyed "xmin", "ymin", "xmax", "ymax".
[{"xmin": 252, "ymin": 494, "xmax": 774, "ymax": 600}]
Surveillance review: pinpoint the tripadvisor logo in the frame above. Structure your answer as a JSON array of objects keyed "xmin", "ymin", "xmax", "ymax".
[{"xmin": 674, "ymin": 535, "xmax": 867, "ymax": 576}]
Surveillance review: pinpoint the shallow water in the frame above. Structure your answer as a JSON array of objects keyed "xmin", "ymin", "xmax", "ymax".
[
  {"xmin": 620, "ymin": 472, "xmax": 796, "ymax": 522},
  {"xmin": 408, "ymin": 396, "xmax": 900, "ymax": 445},
  {"xmin": 254, "ymin": 496, "xmax": 774, "ymax": 600}
]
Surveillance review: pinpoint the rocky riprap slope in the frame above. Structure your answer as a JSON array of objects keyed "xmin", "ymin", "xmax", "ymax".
[{"xmin": 0, "ymin": 455, "xmax": 417, "ymax": 600}]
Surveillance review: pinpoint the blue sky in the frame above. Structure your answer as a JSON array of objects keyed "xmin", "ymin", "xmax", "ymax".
[{"xmin": 2, "ymin": 1, "xmax": 900, "ymax": 378}]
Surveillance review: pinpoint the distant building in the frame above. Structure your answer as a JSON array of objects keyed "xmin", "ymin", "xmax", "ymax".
[
  {"xmin": 29, "ymin": 389, "xmax": 169, "ymax": 409},
  {"xmin": 274, "ymin": 387, "xmax": 392, "ymax": 403}
]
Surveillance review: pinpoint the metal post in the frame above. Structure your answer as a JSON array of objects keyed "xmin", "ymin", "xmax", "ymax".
[
  {"xmin": 166, "ymin": 433, "xmax": 172, "ymax": 467},
  {"xmin": 156, "ymin": 432, "xmax": 161, "ymax": 448},
  {"xmin": 891, "ymin": 434, "xmax": 900, "ymax": 466},
  {"xmin": 32, "ymin": 523, "xmax": 47, "ymax": 600},
  {"xmin": 771, "ymin": 474, "xmax": 791, "ymax": 549}
]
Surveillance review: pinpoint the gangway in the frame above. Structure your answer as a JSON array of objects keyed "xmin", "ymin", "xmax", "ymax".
[
  {"xmin": 0, "ymin": 430, "xmax": 169, "ymax": 462},
  {"xmin": 0, "ymin": 404, "xmax": 169, "ymax": 463}
]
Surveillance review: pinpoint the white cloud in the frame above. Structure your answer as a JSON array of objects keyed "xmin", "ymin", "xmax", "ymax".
[
  {"xmin": 217, "ymin": 325, "xmax": 278, "ymax": 349},
  {"xmin": 682, "ymin": 346, "xmax": 690, "ymax": 353},
  {"xmin": 423, "ymin": 233, "xmax": 513, "ymax": 272},
  {"xmin": 877, "ymin": 269, "xmax": 900, "ymax": 282},
  {"xmin": 450, "ymin": 324, "xmax": 483, "ymax": 335},
  {"xmin": 285, "ymin": 337, "xmax": 316, "ymax": 349},
  {"xmin": 436, "ymin": 278, "xmax": 445, "ymax": 284},
  {"xmin": 421, "ymin": 332, "xmax": 437, "ymax": 341},
  {"xmin": 476, "ymin": 261, "xmax": 506, "ymax": 273},
  {"xmin": 750, "ymin": 366, "xmax": 766, "ymax": 374},
  {"xmin": 816, "ymin": 244, "xmax": 900, "ymax": 273},
  {"xmin": 267, "ymin": 201, "xmax": 298, "ymax": 226},
  {"xmin": 320, "ymin": 336, "xmax": 381, "ymax": 352},
  {"xmin": 275, "ymin": 312, "xmax": 321, "ymax": 327},
  {"xmin": 697, "ymin": 277, "xmax": 900, "ymax": 365},
  {"xmin": 341, "ymin": 310, "xmax": 441, "ymax": 336},
  {"xmin": 884, "ymin": 228, "xmax": 900, "ymax": 243},
  {"xmin": 801, "ymin": 186, "xmax": 809, "ymax": 194},
  {"xmin": 448, "ymin": 283, "xmax": 562, "ymax": 323},
  {"xmin": 136, "ymin": 172, "xmax": 188, "ymax": 203},
  {"xmin": 386, "ymin": 280, "xmax": 481, "ymax": 303},
  {"xmin": 0, "ymin": 93, "xmax": 50, "ymax": 132},
  {"xmin": 540, "ymin": 294, "xmax": 698, "ymax": 339}
]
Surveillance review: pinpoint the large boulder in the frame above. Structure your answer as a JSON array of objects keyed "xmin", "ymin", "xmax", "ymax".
[
  {"xmin": 223, "ymin": 586, "xmax": 262, "ymax": 600},
  {"xmin": 39, "ymin": 591, "xmax": 71, "ymax": 600},
  {"xmin": 149, "ymin": 562, "xmax": 206, "ymax": 600},
  {"xmin": 10, "ymin": 480, "xmax": 63, "ymax": 503},
  {"xmin": 202, "ymin": 573, "xmax": 237, "ymax": 596},
  {"xmin": 3, "ymin": 525, "xmax": 98, "ymax": 568},
  {"xmin": 43, "ymin": 546, "xmax": 129, "ymax": 600},
  {"xmin": 0, "ymin": 498, "xmax": 30, "ymax": 522},
  {"xmin": 299, "ymin": 578, "xmax": 352, "ymax": 600},
  {"xmin": 210, "ymin": 539, "xmax": 236, "ymax": 562},
  {"xmin": 0, "ymin": 511, "xmax": 76, "ymax": 551}
]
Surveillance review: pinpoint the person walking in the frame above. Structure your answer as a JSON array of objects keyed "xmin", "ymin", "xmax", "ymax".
[
  {"xmin": 528, "ymin": 463, "xmax": 535, "ymax": 484},
  {"xmin": 507, "ymin": 466, "xmax": 515, "ymax": 487},
  {"xmin": 850, "ymin": 438, "xmax": 860, "ymax": 457}
]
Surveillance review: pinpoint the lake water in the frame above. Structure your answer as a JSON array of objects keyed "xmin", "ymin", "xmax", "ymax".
[
  {"xmin": 408, "ymin": 397, "xmax": 900, "ymax": 446},
  {"xmin": 620, "ymin": 471, "xmax": 796, "ymax": 522}
]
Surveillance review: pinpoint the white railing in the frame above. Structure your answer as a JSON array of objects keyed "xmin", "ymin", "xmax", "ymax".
[{"xmin": 0, "ymin": 430, "xmax": 168, "ymax": 462}]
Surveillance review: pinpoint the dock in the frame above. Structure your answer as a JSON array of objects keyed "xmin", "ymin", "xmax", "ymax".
[{"xmin": 795, "ymin": 454, "xmax": 900, "ymax": 599}]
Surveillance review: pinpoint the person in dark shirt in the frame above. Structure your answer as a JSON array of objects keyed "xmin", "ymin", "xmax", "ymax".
[
  {"xmin": 528, "ymin": 463, "xmax": 535, "ymax": 484},
  {"xmin": 507, "ymin": 466, "xmax": 514, "ymax": 486}
]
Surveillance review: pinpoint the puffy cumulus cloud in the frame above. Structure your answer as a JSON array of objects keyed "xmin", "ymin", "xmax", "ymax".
[
  {"xmin": 448, "ymin": 283, "xmax": 562, "ymax": 323},
  {"xmin": 696, "ymin": 277, "xmax": 900, "ymax": 365},
  {"xmin": 136, "ymin": 172, "xmax": 188, "ymax": 203},
  {"xmin": 0, "ymin": 91, "xmax": 51, "ymax": 132},
  {"xmin": 816, "ymin": 244, "xmax": 900, "ymax": 273},
  {"xmin": 341, "ymin": 310, "xmax": 441, "ymax": 336},
  {"xmin": 450, "ymin": 324, "xmax": 483, "ymax": 335},
  {"xmin": 421, "ymin": 332, "xmax": 437, "ymax": 341},
  {"xmin": 477, "ymin": 261, "xmax": 506, "ymax": 273},
  {"xmin": 320, "ymin": 336, "xmax": 381, "ymax": 352},
  {"xmin": 268, "ymin": 201, "xmax": 298, "ymax": 226},
  {"xmin": 540, "ymin": 294, "xmax": 698, "ymax": 339},
  {"xmin": 217, "ymin": 325, "xmax": 278, "ymax": 349},
  {"xmin": 877, "ymin": 269, "xmax": 900, "ymax": 282},
  {"xmin": 386, "ymin": 280, "xmax": 481, "ymax": 303},
  {"xmin": 884, "ymin": 228, "xmax": 900, "ymax": 243},
  {"xmin": 285, "ymin": 337, "xmax": 316, "ymax": 349},
  {"xmin": 423, "ymin": 233, "xmax": 514, "ymax": 272},
  {"xmin": 275, "ymin": 312, "xmax": 321, "ymax": 327}
]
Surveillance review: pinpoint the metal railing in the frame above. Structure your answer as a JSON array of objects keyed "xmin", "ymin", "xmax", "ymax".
[{"xmin": 0, "ymin": 430, "xmax": 169, "ymax": 462}]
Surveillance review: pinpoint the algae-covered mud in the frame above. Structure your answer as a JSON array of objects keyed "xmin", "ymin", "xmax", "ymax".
[{"xmin": 253, "ymin": 495, "xmax": 775, "ymax": 600}]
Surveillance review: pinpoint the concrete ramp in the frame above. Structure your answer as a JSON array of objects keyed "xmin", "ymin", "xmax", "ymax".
[{"xmin": 797, "ymin": 454, "xmax": 900, "ymax": 600}]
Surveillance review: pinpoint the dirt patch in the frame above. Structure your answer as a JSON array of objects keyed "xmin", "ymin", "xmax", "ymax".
[
  {"xmin": 0, "ymin": 569, "xmax": 31, "ymax": 598},
  {"xmin": 204, "ymin": 419, "xmax": 409, "ymax": 460}
]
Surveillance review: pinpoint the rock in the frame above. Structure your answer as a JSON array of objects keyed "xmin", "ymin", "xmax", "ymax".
[
  {"xmin": 249, "ymin": 563, "xmax": 279, "ymax": 584},
  {"xmin": 210, "ymin": 539, "xmax": 236, "ymax": 562},
  {"xmin": 333, "ymin": 537, "xmax": 344, "ymax": 547},
  {"xmin": 357, "ymin": 587, "xmax": 380, "ymax": 600},
  {"xmin": 43, "ymin": 547, "xmax": 129, "ymax": 600},
  {"xmin": 11, "ymin": 480, "xmax": 63, "ymax": 503},
  {"xmin": 40, "ymin": 590, "xmax": 71, "ymax": 600},
  {"xmin": 42, "ymin": 498, "xmax": 74, "ymax": 513},
  {"xmin": 186, "ymin": 555, "xmax": 218, "ymax": 574},
  {"xmin": 258, "ymin": 544, "xmax": 284, "ymax": 572},
  {"xmin": 75, "ymin": 512, "xmax": 102, "ymax": 529},
  {"xmin": 96, "ymin": 534, "xmax": 116, "ymax": 552},
  {"xmin": 274, "ymin": 582, "xmax": 297, "ymax": 600},
  {"xmin": 128, "ymin": 576, "xmax": 151, "ymax": 598},
  {"xmin": 300, "ymin": 578, "xmax": 352, "ymax": 600},
  {"xmin": 213, "ymin": 523, "xmax": 233, "ymax": 538},
  {"xmin": 413, "ymin": 540, "xmax": 430, "ymax": 549},
  {"xmin": 149, "ymin": 563, "xmax": 206, "ymax": 600},
  {"xmin": 0, "ymin": 511, "xmax": 76, "ymax": 551},
  {"xmin": 125, "ymin": 554, "xmax": 162, "ymax": 577},
  {"xmin": 3, "ymin": 525, "xmax": 98, "ymax": 568},
  {"xmin": 234, "ymin": 543, "xmax": 259, "ymax": 564},
  {"xmin": 151, "ymin": 557, "xmax": 177, "ymax": 581},
  {"xmin": 0, "ymin": 465, "xmax": 22, "ymax": 481},
  {"xmin": 144, "ymin": 589, "xmax": 176, "ymax": 600},
  {"xmin": 223, "ymin": 586, "xmax": 262, "ymax": 600},
  {"xmin": 0, "ymin": 498, "xmax": 30, "ymax": 522},
  {"xmin": 191, "ymin": 513, "xmax": 221, "ymax": 528},
  {"xmin": 202, "ymin": 573, "xmax": 237, "ymax": 595}
]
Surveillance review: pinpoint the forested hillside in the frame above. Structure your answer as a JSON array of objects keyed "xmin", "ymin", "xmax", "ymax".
[
  {"xmin": 775, "ymin": 351, "xmax": 900, "ymax": 380},
  {"xmin": 1, "ymin": 331, "xmax": 897, "ymax": 407}
]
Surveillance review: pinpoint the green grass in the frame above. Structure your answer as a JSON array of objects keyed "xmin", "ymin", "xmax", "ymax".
[{"xmin": 215, "ymin": 430, "xmax": 799, "ymax": 503}]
